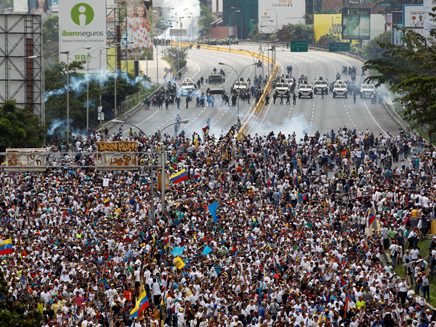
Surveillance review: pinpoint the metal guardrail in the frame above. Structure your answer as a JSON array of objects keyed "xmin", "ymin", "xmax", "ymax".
[{"xmin": 171, "ymin": 42, "xmax": 279, "ymax": 139}]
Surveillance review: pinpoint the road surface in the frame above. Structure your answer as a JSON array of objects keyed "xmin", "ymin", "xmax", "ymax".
[{"xmin": 111, "ymin": 45, "xmax": 401, "ymax": 139}]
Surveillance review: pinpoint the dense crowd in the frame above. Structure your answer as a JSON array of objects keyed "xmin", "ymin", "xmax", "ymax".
[{"xmin": 2, "ymin": 125, "xmax": 436, "ymax": 327}]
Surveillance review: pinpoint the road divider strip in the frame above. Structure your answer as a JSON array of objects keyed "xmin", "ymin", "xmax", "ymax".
[{"xmin": 172, "ymin": 42, "xmax": 279, "ymax": 139}]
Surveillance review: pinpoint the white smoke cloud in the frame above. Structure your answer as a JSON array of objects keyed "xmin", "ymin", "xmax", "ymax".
[
  {"xmin": 158, "ymin": 0, "xmax": 201, "ymax": 42},
  {"xmin": 251, "ymin": 112, "xmax": 309, "ymax": 140}
]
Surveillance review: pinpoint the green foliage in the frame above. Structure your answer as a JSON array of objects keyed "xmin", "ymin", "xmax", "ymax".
[
  {"xmin": 199, "ymin": 3, "xmax": 215, "ymax": 36},
  {"xmin": 0, "ymin": 101, "xmax": 45, "ymax": 152},
  {"xmin": 0, "ymin": 271, "xmax": 42, "ymax": 327},
  {"xmin": 304, "ymin": 14, "xmax": 314, "ymax": 25},
  {"xmin": 0, "ymin": 0, "xmax": 12, "ymax": 9},
  {"xmin": 285, "ymin": 24, "xmax": 314, "ymax": 44},
  {"xmin": 42, "ymin": 16, "xmax": 59, "ymax": 60},
  {"xmin": 247, "ymin": 24, "xmax": 269, "ymax": 41},
  {"xmin": 364, "ymin": 26, "xmax": 436, "ymax": 132},
  {"xmin": 362, "ymin": 32, "xmax": 392, "ymax": 60},
  {"xmin": 164, "ymin": 47, "xmax": 188, "ymax": 72},
  {"xmin": 317, "ymin": 33, "xmax": 341, "ymax": 48},
  {"xmin": 44, "ymin": 60, "xmax": 141, "ymax": 136}
]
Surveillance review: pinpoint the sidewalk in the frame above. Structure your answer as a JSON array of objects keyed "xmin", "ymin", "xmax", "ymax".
[{"xmin": 139, "ymin": 49, "xmax": 171, "ymax": 84}]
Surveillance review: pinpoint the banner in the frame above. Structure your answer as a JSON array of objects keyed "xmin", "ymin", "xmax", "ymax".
[
  {"xmin": 259, "ymin": 0, "xmax": 305, "ymax": 33},
  {"xmin": 6, "ymin": 148, "xmax": 47, "ymax": 171},
  {"xmin": 59, "ymin": 0, "xmax": 107, "ymax": 71},
  {"xmin": 119, "ymin": 0, "xmax": 153, "ymax": 59},
  {"xmin": 403, "ymin": 4, "xmax": 424, "ymax": 28},
  {"xmin": 342, "ymin": 8, "xmax": 371, "ymax": 40},
  {"xmin": 314, "ymin": 14, "xmax": 343, "ymax": 42},
  {"xmin": 95, "ymin": 141, "xmax": 139, "ymax": 170},
  {"xmin": 173, "ymin": 257, "xmax": 186, "ymax": 270},
  {"xmin": 28, "ymin": 0, "xmax": 53, "ymax": 20}
]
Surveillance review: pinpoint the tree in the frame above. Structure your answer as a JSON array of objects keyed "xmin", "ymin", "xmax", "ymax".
[
  {"xmin": 362, "ymin": 32, "xmax": 392, "ymax": 60},
  {"xmin": 44, "ymin": 60, "xmax": 141, "ymax": 138},
  {"xmin": 0, "ymin": 101, "xmax": 45, "ymax": 152},
  {"xmin": 317, "ymin": 33, "xmax": 341, "ymax": 48},
  {"xmin": 199, "ymin": 3, "xmax": 215, "ymax": 36},
  {"xmin": 42, "ymin": 16, "xmax": 59, "ymax": 59},
  {"xmin": 0, "ymin": 270, "xmax": 43, "ymax": 327},
  {"xmin": 364, "ymin": 25, "xmax": 436, "ymax": 131},
  {"xmin": 164, "ymin": 46, "xmax": 188, "ymax": 72},
  {"xmin": 287, "ymin": 24, "xmax": 314, "ymax": 44}
]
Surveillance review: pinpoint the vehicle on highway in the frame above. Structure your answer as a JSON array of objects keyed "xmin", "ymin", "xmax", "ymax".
[
  {"xmin": 313, "ymin": 77, "xmax": 329, "ymax": 95},
  {"xmin": 274, "ymin": 79, "xmax": 291, "ymax": 96},
  {"xmin": 360, "ymin": 83, "xmax": 375, "ymax": 99},
  {"xmin": 282, "ymin": 74, "xmax": 295, "ymax": 91},
  {"xmin": 233, "ymin": 77, "xmax": 250, "ymax": 93},
  {"xmin": 332, "ymin": 80, "xmax": 348, "ymax": 98},
  {"xmin": 180, "ymin": 79, "xmax": 195, "ymax": 96},
  {"xmin": 207, "ymin": 72, "xmax": 226, "ymax": 94},
  {"xmin": 298, "ymin": 81, "xmax": 313, "ymax": 99}
]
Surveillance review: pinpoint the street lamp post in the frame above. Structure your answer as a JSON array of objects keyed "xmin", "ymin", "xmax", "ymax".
[
  {"xmin": 231, "ymin": 6, "xmax": 242, "ymax": 39},
  {"xmin": 266, "ymin": 8, "xmax": 278, "ymax": 34},
  {"xmin": 7, "ymin": 56, "xmax": 38, "ymax": 101},
  {"xmin": 260, "ymin": 25, "xmax": 277, "ymax": 76},
  {"xmin": 229, "ymin": 9, "xmax": 241, "ymax": 44},
  {"xmin": 159, "ymin": 120, "xmax": 189, "ymax": 216},
  {"xmin": 60, "ymin": 46, "xmax": 91, "ymax": 148},
  {"xmin": 111, "ymin": 119, "xmax": 158, "ymax": 221},
  {"xmin": 86, "ymin": 46, "xmax": 109, "ymax": 133},
  {"xmin": 219, "ymin": 62, "xmax": 255, "ymax": 129}
]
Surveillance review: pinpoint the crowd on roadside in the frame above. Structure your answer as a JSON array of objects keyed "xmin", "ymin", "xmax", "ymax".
[{"xmin": 2, "ymin": 125, "xmax": 436, "ymax": 327}]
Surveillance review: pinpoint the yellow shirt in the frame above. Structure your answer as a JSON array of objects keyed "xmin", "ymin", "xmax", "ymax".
[
  {"xmin": 356, "ymin": 300, "xmax": 366, "ymax": 309},
  {"xmin": 37, "ymin": 302, "xmax": 44, "ymax": 314},
  {"xmin": 52, "ymin": 302, "xmax": 62, "ymax": 314},
  {"xmin": 411, "ymin": 209, "xmax": 418, "ymax": 218}
]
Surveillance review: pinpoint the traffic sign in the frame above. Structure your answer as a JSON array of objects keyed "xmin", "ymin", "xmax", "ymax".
[
  {"xmin": 170, "ymin": 29, "xmax": 187, "ymax": 37},
  {"xmin": 380, "ymin": 3, "xmax": 391, "ymax": 6},
  {"xmin": 290, "ymin": 41, "xmax": 308, "ymax": 52},
  {"xmin": 329, "ymin": 42, "xmax": 351, "ymax": 52}
]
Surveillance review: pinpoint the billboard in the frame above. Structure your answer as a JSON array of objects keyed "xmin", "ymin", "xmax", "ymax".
[
  {"xmin": 59, "ymin": 0, "xmax": 107, "ymax": 71},
  {"xmin": 342, "ymin": 8, "xmax": 371, "ymax": 40},
  {"xmin": 403, "ymin": 4, "xmax": 424, "ymax": 28},
  {"xmin": 119, "ymin": 0, "xmax": 153, "ymax": 59},
  {"xmin": 6, "ymin": 148, "xmax": 47, "ymax": 171},
  {"xmin": 259, "ymin": 0, "xmax": 305, "ymax": 33},
  {"xmin": 28, "ymin": 0, "xmax": 53, "ymax": 20},
  {"xmin": 13, "ymin": 0, "xmax": 53, "ymax": 20},
  {"xmin": 314, "ymin": 14, "xmax": 343, "ymax": 42},
  {"xmin": 96, "ymin": 141, "xmax": 139, "ymax": 170}
]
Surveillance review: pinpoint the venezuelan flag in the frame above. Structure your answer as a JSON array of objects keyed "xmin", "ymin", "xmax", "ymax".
[
  {"xmin": 163, "ymin": 237, "xmax": 170, "ymax": 250},
  {"xmin": 170, "ymin": 169, "xmax": 188, "ymax": 184},
  {"xmin": 130, "ymin": 286, "xmax": 149, "ymax": 319},
  {"xmin": 104, "ymin": 199, "xmax": 110, "ymax": 207},
  {"xmin": 0, "ymin": 239, "xmax": 13, "ymax": 255},
  {"xmin": 368, "ymin": 212, "xmax": 375, "ymax": 227},
  {"xmin": 0, "ymin": 162, "xmax": 5, "ymax": 170},
  {"xmin": 202, "ymin": 125, "xmax": 209, "ymax": 135}
]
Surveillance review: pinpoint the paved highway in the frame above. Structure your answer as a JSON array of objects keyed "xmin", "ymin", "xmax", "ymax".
[{"xmin": 112, "ymin": 45, "xmax": 402, "ymax": 138}]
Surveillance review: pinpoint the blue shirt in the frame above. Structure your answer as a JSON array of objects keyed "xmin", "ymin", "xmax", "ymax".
[{"xmin": 258, "ymin": 305, "xmax": 266, "ymax": 318}]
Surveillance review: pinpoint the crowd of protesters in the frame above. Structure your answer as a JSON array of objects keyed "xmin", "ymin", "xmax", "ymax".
[{"xmin": 2, "ymin": 125, "xmax": 436, "ymax": 327}]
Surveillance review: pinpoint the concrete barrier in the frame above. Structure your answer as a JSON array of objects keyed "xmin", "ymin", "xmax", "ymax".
[{"xmin": 171, "ymin": 42, "xmax": 279, "ymax": 139}]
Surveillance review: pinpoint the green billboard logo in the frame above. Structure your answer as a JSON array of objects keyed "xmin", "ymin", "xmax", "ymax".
[{"xmin": 71, "ymin": 3, "xmax": 94, "ymax": 26}]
